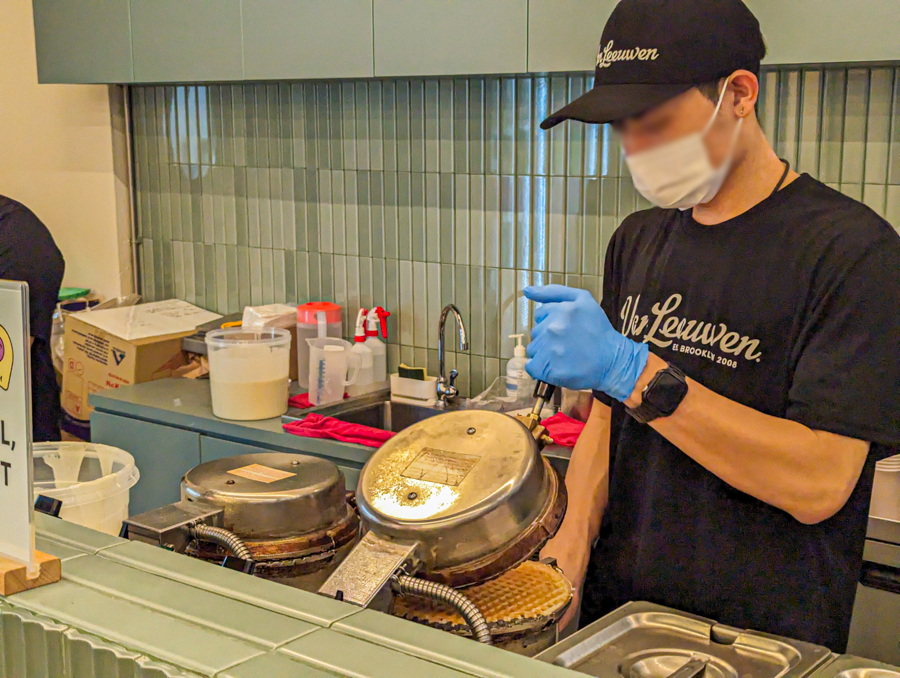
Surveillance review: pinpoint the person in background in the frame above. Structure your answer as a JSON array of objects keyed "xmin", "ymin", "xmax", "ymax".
[
  {"xmin": 0, "ymin": 195, "xmax": 65, "ymax": 442},
  {"xmin": 526, "ymin": 0, "xmax": 900, "ymax": 652}
]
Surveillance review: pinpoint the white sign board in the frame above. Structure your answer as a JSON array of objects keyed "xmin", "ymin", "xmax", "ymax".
[{"xmin": 0, "ymin": 281, "xmax": 35, "ymax": 574}]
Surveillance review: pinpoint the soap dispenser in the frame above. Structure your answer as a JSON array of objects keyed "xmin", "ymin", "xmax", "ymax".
[{"xmin": 506, "ymin": 334, "xmax": 532, "ymax": 398}]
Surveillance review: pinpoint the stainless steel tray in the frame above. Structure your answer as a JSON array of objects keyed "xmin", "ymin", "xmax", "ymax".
[
  {"xmin": 535, "ymin": 602, "xmax": 832, "ymax": 678},
  {"xmin": 809, "ymin": 655, "xmax": 900, "ymax": 678}
]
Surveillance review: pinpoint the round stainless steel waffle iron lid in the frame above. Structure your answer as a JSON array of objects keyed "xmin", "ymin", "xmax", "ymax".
[
  {"xmin": 182, "ymin": 452, "xmax": 348, "ymax": 539},
  {"xmin": 355, "ymin": 410, "xmax": 562, "ymax": 577}
]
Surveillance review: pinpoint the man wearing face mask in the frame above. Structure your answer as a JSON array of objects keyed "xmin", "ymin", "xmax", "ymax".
[{"xmin": 527, "ymin": 0, "xmax": 900, "ymax": 651}]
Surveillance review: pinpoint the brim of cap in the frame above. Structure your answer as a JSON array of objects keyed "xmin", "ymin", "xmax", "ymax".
[{"xmin": 540, "ymin": 83, "xmax": 696, "ymax": 130}]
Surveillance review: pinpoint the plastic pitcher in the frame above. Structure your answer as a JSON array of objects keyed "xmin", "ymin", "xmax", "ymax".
[
  {"xmin": 206, "ymin": 328, "xmax": 292, "ymax": 420},
  {"xmin": 307, "ymin": 337, "xmax": 361, "ymax": 406},
  {"xmin": 33, "ymin": 442, "xmax": 140, "ymax": 535},
  {"xmin": 297, "ymin": 302, "xmax": 343, "ymax": 389}
]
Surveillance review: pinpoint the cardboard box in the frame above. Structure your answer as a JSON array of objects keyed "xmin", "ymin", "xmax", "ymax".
[{"xmin": 62, "ymin": 300, "xmax": 220, "ymax": 421}]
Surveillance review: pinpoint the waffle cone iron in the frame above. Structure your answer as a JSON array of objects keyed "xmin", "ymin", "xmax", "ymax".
[{"xmin": 319, "ymin": 382, "xmax": 572, "ymax": 652}]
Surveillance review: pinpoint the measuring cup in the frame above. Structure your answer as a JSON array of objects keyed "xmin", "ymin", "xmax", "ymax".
[{"xmin": 307, "ymin": 337, "xmax": 362, "ymax": 406}]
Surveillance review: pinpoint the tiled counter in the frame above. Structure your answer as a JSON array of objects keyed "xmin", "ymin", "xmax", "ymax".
[{"xmin": 0, "ymin": 514, "xmax": 582, "ymax": 678}]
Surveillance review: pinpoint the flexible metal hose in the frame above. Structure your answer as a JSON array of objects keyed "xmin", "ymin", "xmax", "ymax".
[
  {"xmin": 392, "ymin": 575, "xmax": 492, "ymax": 645},
  {"xmin": 190, "ymin": 524, "xmax": 254, "ymax": 562}
]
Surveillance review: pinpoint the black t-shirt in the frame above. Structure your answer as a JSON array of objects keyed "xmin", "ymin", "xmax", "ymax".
[
  {"xmin": 0, "ymin": 196, "xmax": 65, "ymax": 442},
  {"xmin": 581, "ymin": 175, "xmax": 900, "ymax": 651}
]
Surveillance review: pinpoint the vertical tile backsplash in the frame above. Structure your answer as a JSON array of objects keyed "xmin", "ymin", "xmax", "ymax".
[{"xmin": 132, "ymin": 66, "xmax": 900, "ymax": 397}]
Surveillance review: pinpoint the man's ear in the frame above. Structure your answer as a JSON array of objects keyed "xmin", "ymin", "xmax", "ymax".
[{"xmin": 729, "ymin": 70, "xmax": 759, "ymax": 117}]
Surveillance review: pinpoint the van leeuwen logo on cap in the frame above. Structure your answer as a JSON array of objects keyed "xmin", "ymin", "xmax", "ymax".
[{"xmin": 596, "ymin": 40, "xmax": 660, "ymax": 68}]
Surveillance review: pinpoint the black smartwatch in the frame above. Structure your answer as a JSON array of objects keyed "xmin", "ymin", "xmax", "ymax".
[{"xmin": 626, "ymin": 364, "xmax": 688, "ymax": 424}]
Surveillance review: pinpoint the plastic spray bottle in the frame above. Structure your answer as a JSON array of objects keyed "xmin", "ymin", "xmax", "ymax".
[
  {"xmin": 365, "ymin": 306, "xmax": 390, "ymax": 384},
  {"xmin": 347, "ymin": 308, "xmax": 375, "ymax": 396}
]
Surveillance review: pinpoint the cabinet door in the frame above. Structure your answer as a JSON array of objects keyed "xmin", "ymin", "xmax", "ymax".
[
  {"xmin": 747, "ymin": 0, "xmax": 900, "ymax": 65},
  {"xmin": 339, "ymin": 466, "xmax": 361, "ymax": 493},
  {"xmin": 200, "ymin": 436, "xmax": 265, "ymax": 463},
  {"xmin": 242, "ymin": 0, "xmax": 374, "ymax": 80},
  {"xmin": 373, "ymin": 0, "xmax": 528, "ymax": 77},
  {"xmin": 528, "ymin": 0, "xmax": 614, "ymax": 73},
  {"xmin": 32, "ymin": 0, "xmax": 134, "ymax": 84},
  {"xmin": 130, "ymin": 0, "xmax": 243, "ymax": 82},
  {"xmin": 91, "ymin": 412, "xmax": 201, "ymax": 515}
]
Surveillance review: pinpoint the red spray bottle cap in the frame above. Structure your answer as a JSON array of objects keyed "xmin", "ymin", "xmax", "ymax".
[{"xmin": 366, "ymin": 307, "xmax": 390, "ymax": 339}]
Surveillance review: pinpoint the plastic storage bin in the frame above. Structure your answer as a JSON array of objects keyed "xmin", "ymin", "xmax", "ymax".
[
  {"xmin": 33, "ymin": 442, "xmax": 140, "ymax": 535},
  {"xmin": 206, "ymin": 328, "xmax": 292, "ymax": 420}
]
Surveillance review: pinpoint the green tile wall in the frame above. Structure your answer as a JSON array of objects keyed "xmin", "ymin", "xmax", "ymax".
[{"xmin": 131, "ymin": 66, "xmax": 900, "ymax": 397}]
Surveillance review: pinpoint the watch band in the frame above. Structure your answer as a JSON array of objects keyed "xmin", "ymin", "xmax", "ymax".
[{"xmin": 626, "ymin": 364, "xmax": 688, "ymax": 424}]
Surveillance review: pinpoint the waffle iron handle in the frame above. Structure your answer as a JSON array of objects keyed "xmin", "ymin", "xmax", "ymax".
[
  {"xmin": 531, "ymin": 381, "xmax": 556, "ymax": 420},
  {"xmin": 518, "ymin": 381, "xmax": 557, "ymax": 443}
]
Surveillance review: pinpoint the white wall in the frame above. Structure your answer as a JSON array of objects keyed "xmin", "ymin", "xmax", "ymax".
[{"xmin": 0, "ymin": 0, "xmax": 133, "ymax": 301}]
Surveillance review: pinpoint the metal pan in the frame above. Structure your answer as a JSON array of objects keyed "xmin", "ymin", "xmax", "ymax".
[{"xmin": 536, "ymin": 602, "xmax": 831, "ymax": 678}]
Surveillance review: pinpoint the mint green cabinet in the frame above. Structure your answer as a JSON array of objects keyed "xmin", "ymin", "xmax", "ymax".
[
  {"xmin": 130, "ymin": 0, "xmax": 243, "ymax": 82},
  {"xmin": 91, "ymin": 411, "xmax": 201, "ymax": 515},
  {"xmin": 373, "ymin": 0, "xmax": 528, "ymax": 77},
  {"xmin": 747, "ymin": 0, "xmax": 900, "ymax": 65},
  {"xmin": 528, "ymin": 0, "xmax": 615, "ymax": 73},
  {"xmin": 29, "ymin": 0, "xmax": 900, "ymax": 85},
  {"xmin": 32, "ymin": 0, "xmax": 134, "ymax": 84},
  {"xmin": 242, "ymin": 0, "xmax": 374, "ymax": 80},
  {"xmin": 200, "ymin": 436, "xmax": 262, "ymax": 463}
]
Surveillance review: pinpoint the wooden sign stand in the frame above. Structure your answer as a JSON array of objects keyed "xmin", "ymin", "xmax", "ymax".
[{"xmin": 0, "ymin": 551, "xmax": 61, "ymax": 596}]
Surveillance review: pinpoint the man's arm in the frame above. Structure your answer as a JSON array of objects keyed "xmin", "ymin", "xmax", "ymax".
[
  {"xmin": 628, "ymin": 353, "xmax": 869, "ymax": 525},
  {"xmin": 541, "ymin": 399, "xmax": 611, "ymax": 620}
]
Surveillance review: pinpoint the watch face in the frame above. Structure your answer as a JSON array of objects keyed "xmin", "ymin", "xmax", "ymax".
[{"xmin": 645, "ymin": 370, "xmax": 688, "ymax": 415}]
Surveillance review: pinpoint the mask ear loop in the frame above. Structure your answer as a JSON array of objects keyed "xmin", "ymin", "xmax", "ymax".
[{"xmin": 702, "ymin": 75, "xmax": 744, "ymax": 143}]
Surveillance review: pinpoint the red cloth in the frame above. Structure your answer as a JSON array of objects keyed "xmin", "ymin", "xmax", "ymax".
[
  {"xmin": 288, "ymin": 393, "xmax": 348, "ymax": 409},
  {"xmin": 283, "ymin": 413, "xmax": 395, "ymax": 448},
  {"xmin": 541, "ymin": 412, "xmax": 586, "ymax": 447}
]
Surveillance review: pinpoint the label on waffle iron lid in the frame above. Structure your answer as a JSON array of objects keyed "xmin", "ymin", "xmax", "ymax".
[
  {"xmin": 400, "ymin": 448, "xmax": 480, "ymax": 486},
  {"xmin": 227, "ymin": 463, "xmax": 296, "ymax": 483}
]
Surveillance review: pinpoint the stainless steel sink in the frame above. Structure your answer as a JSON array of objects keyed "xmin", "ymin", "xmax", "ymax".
[
  {"xmin": 315, "ymin": 399, "xmax": 445, "ymax": 432},
  {"xmin": 282, "ymin": 389, "xmax": 462, "ymax": 433}
]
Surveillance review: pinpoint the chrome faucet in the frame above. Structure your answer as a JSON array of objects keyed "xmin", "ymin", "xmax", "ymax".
[{"xmin": 437, "ymin": 304, "xmax": 469, "ymax": 406}]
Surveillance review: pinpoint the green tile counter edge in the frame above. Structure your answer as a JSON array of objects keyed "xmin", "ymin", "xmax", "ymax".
[
  {"xmin": 333, "ymin": 608, "xmax": 579, "ymax": 678},
  {"xmin": 21, "ymin": 514, "xmax": 587, "ymax": 677},
  {"xmin": 6, "ymin": 579, "xmax": 266, "ymax": 675},
  {"xmin": 279, "ymin": 628, "xmax": 480, "ymax": 678},
  {"xmin": 98, "ymin": 540, "xmax": 360, "ymax": 628},
  {"xmin": 0, "ymin": 600, "xmax": 209, "ymax": 678},
  {"xmin": 60, "ymin": 555, "xmax": 317, "ymax": 649}
]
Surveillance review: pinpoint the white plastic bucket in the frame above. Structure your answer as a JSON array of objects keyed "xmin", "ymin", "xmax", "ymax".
[
  {"xmin": 206, "ymin": 327, "xmax": 292, "ymax": 420},
  {"xmin": 33, "ymin": 442, "xmax": 140, "ymax": 535}
]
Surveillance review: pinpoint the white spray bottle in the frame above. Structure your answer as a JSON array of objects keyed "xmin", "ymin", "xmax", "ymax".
[
  {"xmin": 347, "ymin": 308, "xmax": 375, "ymax": 396},
  {"xmin": 365, "ymin": 306, "xmax": 390, "ymax": 384}
]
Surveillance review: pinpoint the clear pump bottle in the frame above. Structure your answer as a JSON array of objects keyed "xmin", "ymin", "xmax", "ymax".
[{"xmin": 506, "ymin": 334, "xmax": 532, "ymax": 398}]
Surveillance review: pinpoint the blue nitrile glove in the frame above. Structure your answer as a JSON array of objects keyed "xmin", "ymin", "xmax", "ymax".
[{"xmin": 523, "ymin": 285, "xmax": 649, "ymax": 402}]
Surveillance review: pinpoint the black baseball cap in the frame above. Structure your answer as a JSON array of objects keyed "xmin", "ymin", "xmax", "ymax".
[{"xmin": 541, "ymin": 0, "xmax": 766, "ymax": 129}]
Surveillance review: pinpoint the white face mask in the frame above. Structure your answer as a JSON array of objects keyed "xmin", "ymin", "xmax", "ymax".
[{"xmin": 624, "ymin": 77, "xmax": 743, "ymax": 211}]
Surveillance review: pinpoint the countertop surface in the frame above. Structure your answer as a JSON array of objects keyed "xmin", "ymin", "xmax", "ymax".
[{"xmin": 89, "ymin": 378, "xmax": 573, "ymax": 467}]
